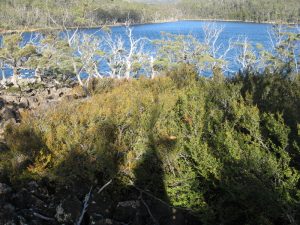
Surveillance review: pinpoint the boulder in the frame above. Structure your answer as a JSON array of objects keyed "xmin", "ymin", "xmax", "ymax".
[
  {"xmin": 0, "ymin": 142, "xmax": 9, "ymax": 152},
  {"xmin": 113, "ymin": 200, "xmax": 141, "ymax": 223},
  {"xmin": 55, "ymin": 196, "xmax": 82, "ymax": 223},
  {"xmin": 0, "ymin": 98, "xmax": 5, "ymax": 110},
  {"xmin": 0, "ymin": 107, "xmax": 19, "ymax": 122},
  {"xmin": 0, "ymin": 203, "xmax": 18, "ymax": 225},
  {"xmin": 94, "ymin": 218, "xmax": 122, "ymax": 225},
  {"xmin": 0, "ymin": 183, "xmax": 12, "ymax": 197},
  {"xmin": 12, "ymin": 189, "xmax": 31, "ymax": 209}
]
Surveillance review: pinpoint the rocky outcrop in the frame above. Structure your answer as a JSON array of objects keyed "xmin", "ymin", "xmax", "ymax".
[
  {"xmin": 0, "ymin": 83, "xmax": 77, "ymax": 110},
  {"xmin": 0, "ymin": 97, "xmax": 20, "ymax": 140},
  {"xmin": 0, "ymin": 79, "xmax": 82, "ymax": 140}
]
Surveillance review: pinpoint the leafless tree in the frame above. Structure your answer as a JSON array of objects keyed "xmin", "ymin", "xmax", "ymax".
[
  {"xmin": 103, "ymin": 23, "xmax": 150, "ymax": 79},
  {"xmin": 72, "ymin": 32, "xmax": 104, "ymax": 84},
  {"xmin": 202, "ymin": 22, "xmax": 234, "ymax": 72},
  {"xmin": 234, "ymin": 36, "xmax": 259, "ymax": 72},
  {"xmin": 266, "ymin": 24, "xmax": 300, "ymax": 75}
]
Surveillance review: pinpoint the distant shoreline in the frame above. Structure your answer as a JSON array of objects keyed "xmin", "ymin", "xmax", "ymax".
[{"xmin": 0, "ymin": 18, "xmax": 298, "ymax": 34}]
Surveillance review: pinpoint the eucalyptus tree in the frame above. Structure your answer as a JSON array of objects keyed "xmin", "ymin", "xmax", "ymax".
[
  {"xmin": 103, "ymin": 24, "xmax": 150, "ymax": 79},
  {"xmin": 154, "ymin": 33, "xmax": 206, "ymax": 73},
  {"xmin": 202, "ymin": 23, "xmax": 234, "ymax": 73},
  {"xmin": 25, "ymin": 33, "xmax": 70, "ymax": 83},
  {"xmin": 0, "ymin": 34, "xmax": 37, "ymax": 86},
  {"xmin": 262, "ymin": 25, "xmax": 300, "ymax": 77},
  {"xmin": 154, "ymin": 28, "xmax": 231, "ymax": 76},
  {"xmin": 103, "ymin": 33, "xmax": 126, "ymax": 78},
  {"xmin": 233, "ymin": 36, "xmax": 260, "ymax": 73},
  {"xmin": 70, "ymin": 32, "xmax": 104, "ymax": 90}
]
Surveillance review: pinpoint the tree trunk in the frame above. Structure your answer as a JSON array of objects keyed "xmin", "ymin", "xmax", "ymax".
[
  {"xmin": 125, "ymin": 62, "xmax": 131, "ymax": 79},
  {"xmin": 12, "ymin": 67, "xmax": 19, "ymax": 86},
  {"xmin": 1, "ymin": 68, "xmax": 6, "ymax": 83},
  {"xmin": 73, "ymin": 62, "xmax": 89, "ymax": 96},
  {"xmin": 35, "ymin": 67, "xmax": 42, "ymax": 82},
  {"xmin": 150, "ymin": 56, "xmax": 155, "ymax": 79}
]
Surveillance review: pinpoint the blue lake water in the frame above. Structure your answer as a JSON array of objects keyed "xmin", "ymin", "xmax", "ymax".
[{"xmin": 1, "ymin": 21, "xmax": 280, "ymax": 78}]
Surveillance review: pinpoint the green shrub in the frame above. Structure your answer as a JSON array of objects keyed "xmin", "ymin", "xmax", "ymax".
[{"xmin": 1, "ymin": 70, "xmax": 300, "ymax": 224}]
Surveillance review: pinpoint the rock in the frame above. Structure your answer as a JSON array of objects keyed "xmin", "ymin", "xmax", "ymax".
[
  {"xmin": 0, "ymin": 203, "xmax": 18, "ymax": 225},
  {"xmin": 12, "ymin": 189, "xmax": 31, "ymax": 209},
  {"xmin": 55, "ymin": 196, "xmax": 82, "ymax": 223},
  {"xmin": 113, "ymin": 200, "xmax": 141, "ymax": 223},
  {"xmin": 26, "ymin": 181, "xmax": 39, "ymax": 194},
  {"xmin": 88, "ymin": 193, "xmax": 113, "ymax": 219},
  {"xmin": 0, "ymin": 105, "xmax": 21, "ymax": 140},
  {"xmin": 94, "ymin": 218, "xmax": 122, "ymax": 225},
  {"xmin": 1, "ymin": 94, "xmax": 19, "ymax": 104},
  {"xmin": 0, "ymin": 183, "xmax": 12, "ymax": 198},
  {"xmin": 1, "ymin": 107, "xmax": 19, "ymax": 122},
  {"xmin": 19, "ymin": 97, "xmax": 30, "ymax": 108},
  {"xmin": 0, "ymin": 142, "xmax": 9, "ymax": 152},
  {"xmin": 0, "ymin": 98, "xmax": 5, "ymax": 110},
  {"xmin": 3, "ymin": 203, "xmax": 15, "ymax": 213},
  {"xmin": 88, "ymin": 194, "xmax": 114, "ymax": 225},
  {"xmin": 168, "ymin": 208, "xmax": 186, "ymax": 225}
]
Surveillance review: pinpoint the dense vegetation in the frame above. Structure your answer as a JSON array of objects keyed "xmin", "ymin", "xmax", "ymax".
[
  {"xmin": 0, "ymin": 0, "xmax": 299, "ymax": 31},
  {"xmin": 0, "ymin": 24, "xmax": 300, "ymax": 224},
  {"xmin": 1, "ymin": 65, "xmax": 300, "ymax": 224},
  {"xmin": 179, "ymin": 0, "xmax": 300, "ymax": 23}
]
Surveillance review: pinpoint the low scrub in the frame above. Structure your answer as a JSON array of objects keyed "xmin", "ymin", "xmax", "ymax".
[{"xmin": 1, "ymin": 65, "xmax": 300, "ymax": 224}]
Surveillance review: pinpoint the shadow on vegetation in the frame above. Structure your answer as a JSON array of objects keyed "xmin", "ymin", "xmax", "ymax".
[{"xmin": 1, "ymin": 67, "xmax": 300, "ymax": 224}]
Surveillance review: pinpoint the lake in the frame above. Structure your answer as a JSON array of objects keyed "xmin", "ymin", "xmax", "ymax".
[{"xmin": 1, "ymin": 21, "xmax": 281, "ymax": 78}]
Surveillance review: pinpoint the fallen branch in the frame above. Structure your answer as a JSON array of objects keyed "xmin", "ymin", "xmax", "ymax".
[
  {"xmin": 76, "ymin": 186, "xmax": 93, "ymax": 225},
  {"xmin": 97, "ymin": 179, "xmax": 112, "ymax": 194},
  {"xmin": 33, "ymin": 212, "xmax": 55, "ymax": 221},
  {"xmin": 77, "ymin": 180, "xmax": 112, "ymax": 225}
]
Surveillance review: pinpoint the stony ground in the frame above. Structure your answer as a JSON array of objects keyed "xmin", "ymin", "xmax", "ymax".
[{"xmin": 0, "ymin": 79, "xmax": 78, "ymax": 140}]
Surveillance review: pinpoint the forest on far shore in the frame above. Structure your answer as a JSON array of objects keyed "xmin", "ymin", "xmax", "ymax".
[{"xmin": 0, "ymin": 0, "xmax": 299, "ymax": 31}]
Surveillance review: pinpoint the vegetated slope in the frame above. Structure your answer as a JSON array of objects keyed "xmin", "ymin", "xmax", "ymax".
[
  {"xmin": 179, "ymin": 0, "xmax": 300, "ymax": 23},
  {"xmin": 130, "ymin": 0, "xmax": 178, "ymax": 3},
  {"xmin": 1, "ymin": 64, "xmax": 300, "ymax": 224},
  {"xmin": 0, "ymin": 0, "xmax": 299, "ymax": 30}
]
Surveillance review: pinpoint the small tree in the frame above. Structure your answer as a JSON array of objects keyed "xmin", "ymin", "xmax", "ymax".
[
  {"xmin": 27, "ymin": 33, "xmax": 76, "ymax": 84},
  {"xmin": 0, "ymin": 34, "xmax": 37, "ymax": 86},
  {"xmin": 262, "ymin": 25, "xmax": 300, "ymax": 77},
  {"xmin": 233, "ymin": 36, "xmax": 260, "ymax": 72},
  {"xmin": 71, "ymin": 32, "xmax": 104, "ymax": 90},
  {"xmin": 154, "ymin": 33, "xmax": 207, "ymax": 73},
  {"xmin": 202, "ymin": 22, "xmax": 233, "ymax": 73},
  {"xmin": 103, "ymin": 24, "xmax": 150, "ymax": 79}
]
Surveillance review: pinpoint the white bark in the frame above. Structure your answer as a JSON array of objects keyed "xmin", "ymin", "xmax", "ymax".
[{"xmin": 103, "ymin": 24, "xmax": 149, "ymax": 79}]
